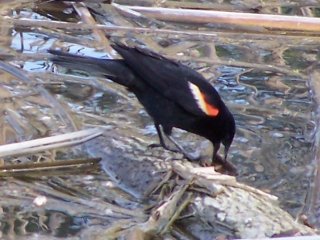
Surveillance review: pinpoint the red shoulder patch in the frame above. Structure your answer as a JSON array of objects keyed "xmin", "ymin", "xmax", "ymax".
[{"xmin": 202, "ymin": 93, "xmax": 219, "ymax": 117}]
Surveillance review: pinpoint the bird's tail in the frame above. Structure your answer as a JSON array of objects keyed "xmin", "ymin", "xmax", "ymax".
[{"xmin": 48, "ymin": 49, "xmax": 136, "ymax": 88}]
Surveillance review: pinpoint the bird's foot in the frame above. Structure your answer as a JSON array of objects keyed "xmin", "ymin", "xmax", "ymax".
[
  {"xmin": 148, "ymin": 143, "xmax": 200, "ymax": 161},
  {"xmin": 148, "ymin": 143, "xmax": 180, "ymax": 153}
]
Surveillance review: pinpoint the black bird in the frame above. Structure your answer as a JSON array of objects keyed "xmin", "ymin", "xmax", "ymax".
[{"xmin": 48, "ymin": 43, "xmax": 236, "ymax": 168}]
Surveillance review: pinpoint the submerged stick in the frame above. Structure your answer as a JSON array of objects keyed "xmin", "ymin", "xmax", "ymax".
[
  {"xmin": 0, "ymin": 158, "xmax": 101, "ymax": 177},
  {"xmin": 0, "ymin": 128, "xmax": 104, "ymax": 157}
]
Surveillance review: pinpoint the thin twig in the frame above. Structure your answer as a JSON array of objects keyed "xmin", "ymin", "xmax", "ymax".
[
  {"xmin": 6, "ymin": 17, "xmax": 320, "ymax": 40},
  {"xmin": 72, "ymin": 2, "xmax": 114, "ymax": 54}
]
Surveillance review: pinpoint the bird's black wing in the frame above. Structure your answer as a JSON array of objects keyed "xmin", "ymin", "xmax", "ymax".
[{"xmin": 112, "ymin": 43, "xmax": 223, "ymax": 118}]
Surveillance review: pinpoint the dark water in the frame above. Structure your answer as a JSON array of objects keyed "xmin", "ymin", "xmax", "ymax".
[{"xmin": 0, "ymin": 0, "xmax": 319, "ymax": 238}]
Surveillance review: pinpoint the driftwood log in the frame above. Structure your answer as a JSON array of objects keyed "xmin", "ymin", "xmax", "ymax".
[{"xmin": 85, "ymin": 124, "xmax": 315, "ymax": 239}]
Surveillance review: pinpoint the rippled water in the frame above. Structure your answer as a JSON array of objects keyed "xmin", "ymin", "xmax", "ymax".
[
  {"xmin": 228, "ymin": 69, "xmax": 315, "ymax": 215},
  {"xmin": 0, "ymin": 0, "xmax": 319, "ymax": 238}
]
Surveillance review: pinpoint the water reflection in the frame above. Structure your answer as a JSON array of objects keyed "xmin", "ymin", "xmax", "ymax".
[{"xmin": 228, "ymin": 69, "xmax": 315, "ymax": 216}]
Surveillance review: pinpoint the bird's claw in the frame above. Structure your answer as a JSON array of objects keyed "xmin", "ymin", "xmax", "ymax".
[
  {"xmin": 148, "ymin": 143, "xmax": 162, "ymax": 149},
  {"xmin": 148, "ymin": 143, "xmax": 180, "ymax": 153},
  {"xmin": 148, "ymin": 143, "xmax": 200, "ymax": 161}
]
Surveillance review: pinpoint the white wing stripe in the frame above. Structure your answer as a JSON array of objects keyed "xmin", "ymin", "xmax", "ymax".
[{"xmin": 188, "ymin": 82, "xmax": 208, "ymax": 115}]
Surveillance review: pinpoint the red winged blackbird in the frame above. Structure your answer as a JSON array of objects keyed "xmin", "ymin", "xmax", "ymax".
[{"xmin": 49, "ymin": 43, "xmax": 236, "ymax": 168}]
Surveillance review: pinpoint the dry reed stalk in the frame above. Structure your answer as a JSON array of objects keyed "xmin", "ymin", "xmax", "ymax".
[{"xmin": 126, "ymin": 6, "xmax": 320, "ymax": 32}]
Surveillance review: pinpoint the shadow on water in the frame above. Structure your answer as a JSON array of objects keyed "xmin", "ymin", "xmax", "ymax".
[{"xmin": 0, "ymin": 0, "xmax": 320, "ymax": 238}]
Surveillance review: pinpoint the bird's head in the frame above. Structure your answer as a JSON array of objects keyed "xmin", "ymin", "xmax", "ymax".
[{"xmin": 209, "ymin": 108, "xmax": 235, "ymax": 162}]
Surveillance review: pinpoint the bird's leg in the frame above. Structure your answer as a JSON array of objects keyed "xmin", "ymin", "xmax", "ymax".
[
  {"xmin": 149, "ymin": 124, "xmax": 199, "ymax": 161},
  {"xmin": 165, "ymin": 135, "xmax": 200, "ymax": 161},
  {"xmin": 148, "ymin": 124, "xmax": 179, "ymax": 152},
  {"xmin": 155, "ymin": 123, "xmax": 169, "ymax": 149}
]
